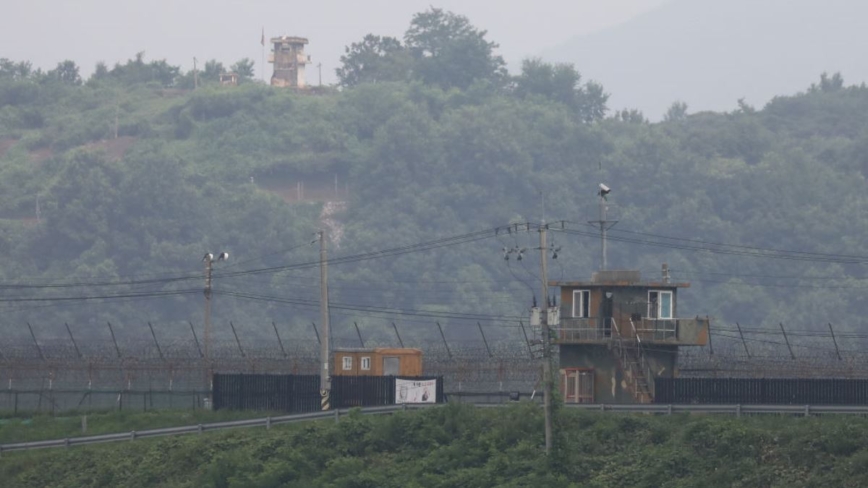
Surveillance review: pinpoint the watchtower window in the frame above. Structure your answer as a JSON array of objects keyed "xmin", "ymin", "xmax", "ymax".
[
  {"xmin": 572, "ymin": 290, "xmax": 590, "ymax": 318},
  {"xmin": 342, "ymin": 356, "xmax": 353, "ymax": 370},
  {"xmin": 648, "ymin": 291, "xmax": 673, "ymax": 319}
]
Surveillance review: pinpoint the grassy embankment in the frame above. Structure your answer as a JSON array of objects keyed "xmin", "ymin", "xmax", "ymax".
[
  {"xmin": 0, "ymin": 409, "xmax": 281, "ymax": 445},
  {"xmin": 3, "ymin": 403, "xmax": 868, "ymax": 487}
]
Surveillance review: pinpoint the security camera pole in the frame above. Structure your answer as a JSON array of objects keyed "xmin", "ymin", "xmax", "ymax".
[
  {"xmin": 590, "ymin": 184, "xmax": 617, "ymax": 270},
  {"xmin": 318, "ymin": 230, "xmax": 331, "ymax": 410},
  {"xmin": 203, "ymin": 251, "xmax": 228, "ymax": 398}
]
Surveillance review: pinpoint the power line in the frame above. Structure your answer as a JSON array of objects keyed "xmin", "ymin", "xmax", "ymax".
[
  {"xmin": 582, "ymin": 222, "xmax": 868, "ymax": 261},
  {"xmin": 0, "ymin": 291, "xmax": 201, "ymax": 314},
  {"xmin": 0, "ymin": 289, "xmax": 201, "ymax": 303},
  {"xmin": 220, "ymin": 272, "xmax": 524, "ymax": 295},
  {"xmin": 0, "ymin": 273, "xmax": 202, "ymax": 291},
  {"xmin": 558, "ymin": 222, "xmax": 868, "ymax": 264},
  {"xmin": 670, "ymin": 269, "xmax": 865, "ymax": 281},
  {"xmin": 213, "ymin": 289, "xmax": 525, "ymax": 324},
  {"xmin": 0, "ymin": 227, "xmax": 503, "ymax": 293},
  {"xmin": 674, "ymin": 277, "xmax": 868, "ymax": 290},
  {"xmin": 217, "ymin": 239, "xmax": 318, "ymax": 270},
  {"xmin": 212, "ymin": 227, "xmax": 503, "ymax": 280}
]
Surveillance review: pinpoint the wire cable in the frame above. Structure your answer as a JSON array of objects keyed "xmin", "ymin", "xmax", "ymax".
[{"xmin": 213, "ymin": 289, "xmax": 525, "ymax": 323}]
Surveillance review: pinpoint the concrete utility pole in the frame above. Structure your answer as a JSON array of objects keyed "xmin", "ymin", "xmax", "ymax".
[
  {"xmin": 539, "ymin": 222, "xmax": 553, "ymax": 455},
  {"xmin": 319, "ymin": 230, "xmax": 331, "ymax": 410},
  {"xmin": 204, "ymin": 257, "xmax": 213, "ymax": 371},
  {"xmin": 203, "ymin": 252, "xmax": 228, "ymax": 397}
]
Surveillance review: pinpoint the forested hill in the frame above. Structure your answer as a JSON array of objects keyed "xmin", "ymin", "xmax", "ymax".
[{"xmin": 1, "ymin": 9, "xmax": 867, "ymax": 346}]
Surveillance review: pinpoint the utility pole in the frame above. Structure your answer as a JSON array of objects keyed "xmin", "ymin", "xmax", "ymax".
[
  {"xmin": 319, "ymin": 230, "xmax": 331, "ymax": 410},
  {"xmin": 203, "ymin": 252, "xmax": 228, "ymax": 400},
  {"xmin": 204, "ymin": 256, "xmax": 213, "ymax": 374},
  {"xmin": 193, "ymin": 57, "xmax": 199, "ymax": 90},
  {"xmin": 538, "ymin": 222, "xmax": 553, "ymax": 455},
  {"xmin": 317, "ymin": 63, "xmax": 322, "ymax": 87}
]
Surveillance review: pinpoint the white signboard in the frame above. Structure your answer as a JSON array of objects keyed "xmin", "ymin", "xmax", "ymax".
[{"xmin": 395, "ymin": 378, "xmax": 437, "ymax": 404}]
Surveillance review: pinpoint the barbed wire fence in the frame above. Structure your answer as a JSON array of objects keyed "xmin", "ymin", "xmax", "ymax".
[
  {"xmin": 0, "ymin": 319, "xmax": 544, "ymax": 413},
  {"xmin": 4, "ymin": 319, "xmax": 868, "ymax": 413},
  {"xmin": 680, "ymin": 322, "xmax": 868, "ymax": 378}
]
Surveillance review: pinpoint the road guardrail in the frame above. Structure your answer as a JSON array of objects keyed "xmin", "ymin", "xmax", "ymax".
[{"xmin": 5, "ymin": 402, "xmax": 868, "ymax": 455}]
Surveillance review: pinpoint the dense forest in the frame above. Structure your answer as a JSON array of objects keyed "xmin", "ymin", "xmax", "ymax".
[
  {"xmin": 5, "ymin": 404, "xmax": 868, "ymax": 487},
  {"xmin": 1, "ymin": 8, "xmax": 867, "ymax": 349}
]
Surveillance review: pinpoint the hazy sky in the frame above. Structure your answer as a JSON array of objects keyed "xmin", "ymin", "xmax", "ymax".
[
  {"xmin": 544, "ymin": 0, "xmax": 868, "ymax": 119},
  {"xmin": 3, "ymin": 0, "xmax": 669, "ymax": 83}
]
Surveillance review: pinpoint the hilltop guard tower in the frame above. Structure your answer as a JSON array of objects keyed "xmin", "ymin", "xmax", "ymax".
[{"xmin": 269, "ymin": 36, "xmax": 310, "ymax": 88}]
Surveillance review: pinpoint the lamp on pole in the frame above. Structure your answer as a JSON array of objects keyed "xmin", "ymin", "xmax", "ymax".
[{"xmin": 203, "ymin": 251, "xmax": 229, "ymax": 397}]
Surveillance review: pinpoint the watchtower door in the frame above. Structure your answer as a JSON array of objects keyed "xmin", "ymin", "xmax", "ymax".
[
  {"xmin": 601, "ymin": 289, "xmax": 614, "ymax": 338},
  {"xmin": 560, "ymin": 368, "xmax": 595, "ymax": 403},
  {"xmin": 383, "ymin": 356, "xmax": 400, "ymax": 376}
]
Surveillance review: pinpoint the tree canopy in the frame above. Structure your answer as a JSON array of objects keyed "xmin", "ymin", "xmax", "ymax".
[
  {"xmin": 337, "ymin": 8, "xmax": 507, "ymax": 90},
  {"xmin": 336, "ymin": 35, "xmax": 412, "ymax": 87},
  {"xmin": 513, "ymin": 58, "xmax": 609, "ymax": 122}
]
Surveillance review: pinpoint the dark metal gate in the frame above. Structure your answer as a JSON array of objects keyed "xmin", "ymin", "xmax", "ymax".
[
  {"xmin": 655, "ymin": 378, "xmax": 868, "ymax": 405},
  {"xmin": 213, "ymin": 374, "xmax": 444, "ymax": 412}
]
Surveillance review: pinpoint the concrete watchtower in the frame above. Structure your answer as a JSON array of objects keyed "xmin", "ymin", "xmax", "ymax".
[{"xmin": 269, "ymin": 36, "xmax": 310, "ymax": 88}]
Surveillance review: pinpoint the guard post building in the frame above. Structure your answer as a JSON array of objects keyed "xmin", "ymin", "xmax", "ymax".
[{"xmin": 550, "ymin": 266, "xmax": 709, "ymax": 404}]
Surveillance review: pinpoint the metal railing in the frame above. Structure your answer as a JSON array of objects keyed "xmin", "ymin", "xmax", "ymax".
[
  {"xmin": 555, "ymin": 316, "xmax": 709, "ymax": 344},
  {"xmin": 6, "ymin": 402, "xmax": 868, "ymax": 454},
  {"xmin": 565, "ymin": 403, "xmax": 868, "ymax": 416},
  {"xmin": 0, "ymin": 404, "xmax": 435, "ymax": 455},
  {"xmin": 610, "ymin": 318, "xmax": 650, "ymax": 401},
  {"xmin": 555, "ymin": 317, "xmax": 612, "ymax": 342},
  {"xmin": 630, "ymin": 318, "xmax": 656, "ymax": 401},
  {"xmin": 634, "ymin": 318, "xmax": 678, "ymax": 341}
]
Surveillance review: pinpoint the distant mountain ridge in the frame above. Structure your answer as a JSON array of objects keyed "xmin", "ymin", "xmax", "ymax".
[{"xmin": 542, "ymin": 0, "xmax": 868, "ymax": 119}]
